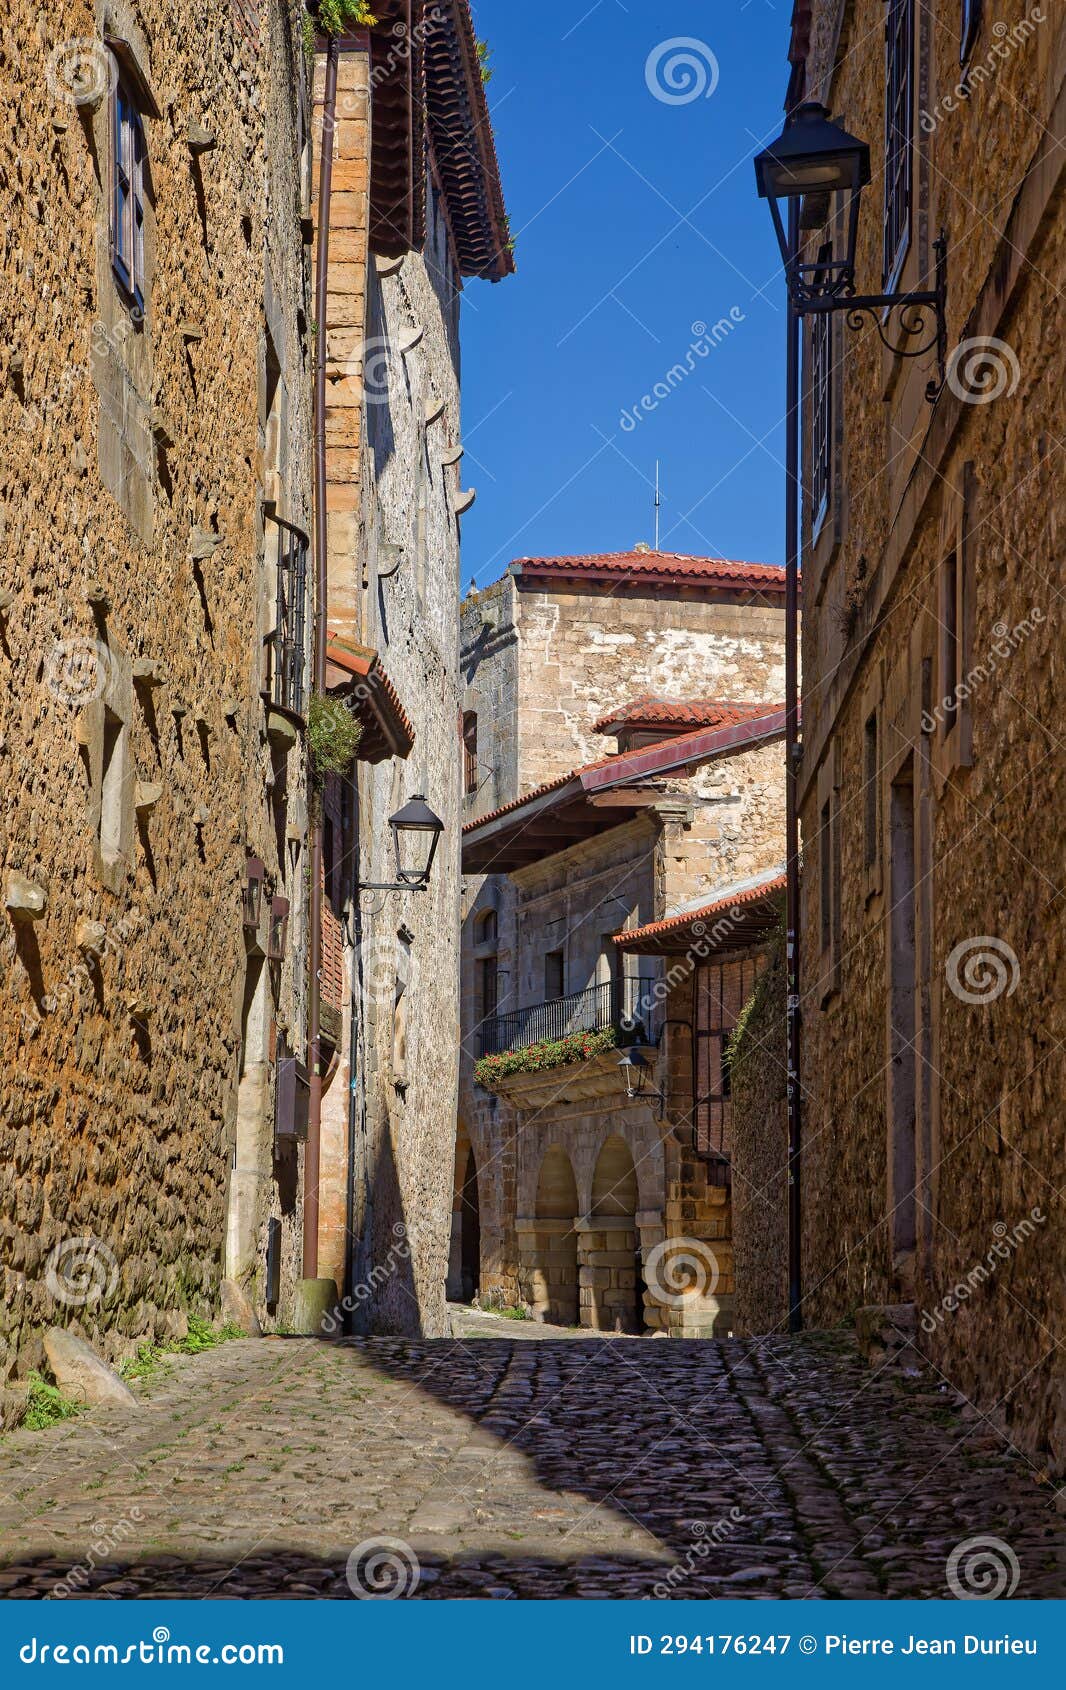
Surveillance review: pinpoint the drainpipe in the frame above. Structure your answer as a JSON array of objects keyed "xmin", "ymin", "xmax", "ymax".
[
  {"xmin": 302, "ymin": 30, "xmax": 339, "ymax": 1287},
  {"xmin": 784, "ymin": 196, "xmax": 803, "ymax": 1334}
]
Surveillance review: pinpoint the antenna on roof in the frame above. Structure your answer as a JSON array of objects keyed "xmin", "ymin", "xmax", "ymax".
[{"xmin": 654, "ymin": 460, "xmax": 661, "ymax": 552}]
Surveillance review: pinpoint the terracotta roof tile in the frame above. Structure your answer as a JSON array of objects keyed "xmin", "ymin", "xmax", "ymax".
[
  {"xmin": 463, "ymin": 706, "xmax": 788, "ymax": 836},
  {"xmin": 513, "ymin": 551, "xmax": 789, "ymax": 592},
  {"xmin": 614, "ymin": 870, "xmax": 787, "ymax": 951},
  {"xmin": 593, "ymin": 697, "xmax": 781, "ymax": 735}
]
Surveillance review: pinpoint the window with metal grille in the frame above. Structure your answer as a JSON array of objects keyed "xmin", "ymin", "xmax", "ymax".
[
  {"xmin": 884, "ymin": 0, "xmax": 915, "ymax": 287},
  {"xmin": 694, "ymin": 956, "xmax": 763, "ymax": 1165},
  {"xmin": 463, "ymin": 712, "xmax": 478, "ymax": 794},
  {"xmin": 270, "ymin": 520, "xmax": 309, "ymax": 716},
  {"xmin": 112, "ymin": 79, "xmax": 146, "ymax": 312}
]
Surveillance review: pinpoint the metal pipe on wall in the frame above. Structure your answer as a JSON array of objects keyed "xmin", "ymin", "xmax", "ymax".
[{"xmin": 784, "ymin": 195, "xmax": 803, "ymax": 1333}]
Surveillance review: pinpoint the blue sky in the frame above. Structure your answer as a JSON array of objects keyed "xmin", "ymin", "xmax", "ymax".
[{"xmin": 459, "ymin": 1, "xmax": 794, "ymax": 589}]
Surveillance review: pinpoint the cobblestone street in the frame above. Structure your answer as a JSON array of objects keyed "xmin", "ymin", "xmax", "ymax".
[{"xmin": 0, "ymin": 1321, "xmax": 1061, "ymax": 1600}]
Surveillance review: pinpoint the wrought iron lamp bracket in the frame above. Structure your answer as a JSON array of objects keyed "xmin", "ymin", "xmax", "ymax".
[{"xmin": 794, "ymin": 231, "xmax": 947, "ymax": 401}]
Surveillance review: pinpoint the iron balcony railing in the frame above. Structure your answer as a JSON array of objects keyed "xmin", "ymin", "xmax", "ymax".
[
  {"xmin": 479, "ymin": 977, "xmax": 645, "ymax": 1059},
  {"xmin": 268, "ymin": 518, "xmax": 309, "ymax": 717}
]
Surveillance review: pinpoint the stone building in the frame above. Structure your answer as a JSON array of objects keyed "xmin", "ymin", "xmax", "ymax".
[
  {"xmin": 0, "ymin": 0, "xmax": 315, "ymax": 1377},
  {"xmin": 755, "ymin": 0, "xmax": 1065, "ymax": 1470},
  {"xmin": 454, "ymin": 551, "xmax": 788, "ymax": 1331},
  {"xmin": 307, "ymin": 1, "xmax": 512, "ymax": 1336}
]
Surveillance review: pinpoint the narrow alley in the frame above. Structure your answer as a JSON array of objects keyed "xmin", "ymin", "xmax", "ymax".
[{"xmin": 0, "ymin": 1323, "xmax": 1060, "ymax": 1600}]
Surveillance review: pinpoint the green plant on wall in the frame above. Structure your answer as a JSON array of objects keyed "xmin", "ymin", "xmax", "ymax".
[
  {"xmin": 303, "ymin": 2, "xmax": 379, "ymax": 59},
  {"xmin": 476, "ymin": 37, "xmax": 494, "ymax": 85},
  {"xmin": 307, "ymin": 693, "xmax": 363, "ymax": 788},
  {"xmin": 474, "ymin": 1026, "xmax": 620, "ymax": 1092}
]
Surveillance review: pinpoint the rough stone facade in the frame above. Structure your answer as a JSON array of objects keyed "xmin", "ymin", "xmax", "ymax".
[
  {"xmin": 455, "ymin": 560, "xmax": 788, "ymax": 1332},
  {"xmin": 0, "ymin": 0, "xmax": 314, "ymax": 1383},
  {"xmin": 730, "ymin": 937, "xmax": 789, "ymax": 1336},
  {"xmin": 786, "ymin": 0, "xmax": 1065, "ymax": 1470},
  {"xmin": 310, "ymin": 12, "xmax": 511, "ymax": 1336}
]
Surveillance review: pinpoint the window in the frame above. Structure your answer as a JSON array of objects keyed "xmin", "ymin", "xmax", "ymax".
[
  {"xmin": 817, "ymin": 748, "xmax": 841, "ymax": 997},
  {"xmin": 884, "ymin": 0, "xmax": 914, "ymax": 287},
  {"xmin": 462, "ymin": 712, "xmax": 478, "ymax": 795},
  {"xmin": 544, "ymin": 950, "xmax": 565, "ymax": 1001},
  {"xmin": 477, "ymin": 956, "xmax": 499, "ymax": 1023},
  {"xmin": 112, "ymin": 78, "xmax": 147, "ymax": 312},
  {"xmin": 864, "ymin": 710, "xmax": 880, "ymax": 872},
  {"xmin": 940, "ymin": 546, "xmax": 960, "ymax": 734},
  {"xmin": 820, "ymin": 798, "xmax": 833, "ymax": 956},
  {"xmin": 694, "ymin": 957, "xmax": 761, "ymax": 1170},
  {"xmin": 960, "ymin": 0, "xmax": 983, "ymax": 62},
  {"xmin": 809, "ymin": 248, "xmax": 833, "ymax": 533},
  {"xmin": 477, "ymin": 908, "xmax": 498, "ymax": 946}
]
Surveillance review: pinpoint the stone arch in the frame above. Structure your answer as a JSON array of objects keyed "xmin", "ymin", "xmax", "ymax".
[
  {"xmin": 583, "ymin": 1134, "xmax": 643, "ymax": 1333},
  {"xmin": 446, "ymin": 1124, "xmax": 480, "ymax": 1304},
  {"xmin": 520, "ymin": 1146, "xmax": 579, "ymax": 1325}
]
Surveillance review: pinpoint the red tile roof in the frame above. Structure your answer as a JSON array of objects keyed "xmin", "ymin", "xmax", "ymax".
[
  {"xmin": 593, "ymin": 697, "xmax": 780, "ymax": 736},
  {"xmin": 325, "ymin": 632, "xmax": 415, "ymax": 763},
  {"xmin": 423, "ymin": 1, "xmax": 514, "ymax": 281},
  {"xmin": 462, "ymin": 706, "xmax": 788, "ymax": 835},
  {"xmin": 512, "ymin": 551, "xmax": 789, "ymax": 593},
  {"xmin": 614, "ymin": 871, "xmax": 787, "ymax": 955}
]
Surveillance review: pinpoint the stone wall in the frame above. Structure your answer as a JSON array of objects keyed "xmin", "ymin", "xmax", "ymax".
[
  {"xmin": 0, "ymin": 1, "xmax": 314, "ymax": 1375},
  {"xmin": 793, "ymin": 1, "xmax": 1066, "ymax": 1470},
  {"xmin": 730, "ymin": 938, "xmax": 789, "ymax": 1337}
]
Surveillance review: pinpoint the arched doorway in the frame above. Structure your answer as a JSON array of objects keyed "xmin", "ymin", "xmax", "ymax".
[
  {"xmin": 458, "ymin": 1144, "xmax": 480, "ymax": 1304},
  {"xmin": 446, "ymin": 1128, "xmax": 481, "ymax": 1304},
  {"xmin": 528, "ymin": 1146, "xmax": 579, "ymax": 1325},
  {"xmin": 586, "ymin": 1135, "xmax": 643, "ymax": 1333}
]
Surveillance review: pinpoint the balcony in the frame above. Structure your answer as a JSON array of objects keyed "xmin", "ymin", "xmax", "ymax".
[
  {"xmin": 265, "ymin": 518, "xmax": 309, "ymax": 720},
  {"xmin": 479, "ymin": 977, "xmax": 645, "ymax": 1059}
]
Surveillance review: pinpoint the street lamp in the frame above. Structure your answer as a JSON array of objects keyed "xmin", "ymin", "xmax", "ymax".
[
  {"xmin": 355, "ymin": 795, "xmax": 445, "ymax": 896},
  {"xmin": 617, "ymin": 1047, "xmax": 663, "ymax": 1115},
  {"xmin": 755, "ymin": 101, "xmax": 946, "ymax": 369}
]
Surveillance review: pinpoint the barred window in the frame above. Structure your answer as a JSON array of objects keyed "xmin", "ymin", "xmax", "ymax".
[
  {"xmin": 884, "ymin": 0, "xmax": 914, "ymax": 287},
  {"xmin": 112, "ymin": 79, "xmax": 146, "ymax": 311}
]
